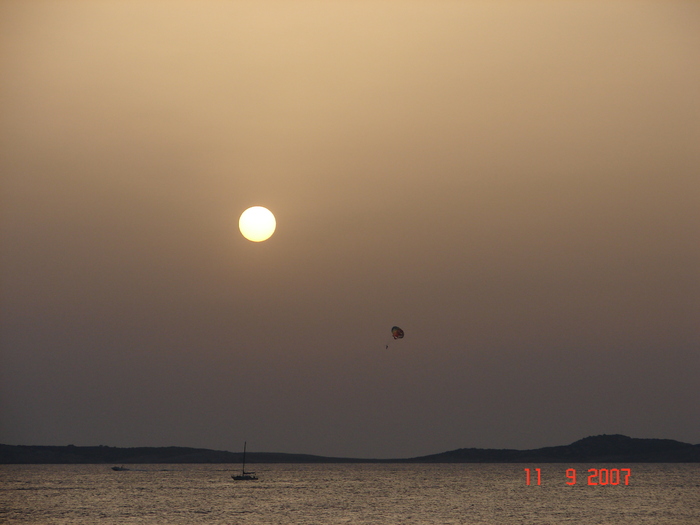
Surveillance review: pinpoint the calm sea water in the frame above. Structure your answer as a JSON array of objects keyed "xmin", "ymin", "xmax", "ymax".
[{"xmin": 1, "ymin": 463, "xmax": 698, "ymax": 524}]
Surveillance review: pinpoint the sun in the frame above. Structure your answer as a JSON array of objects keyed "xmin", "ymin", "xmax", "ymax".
[{"xmin": 239, "ymin": 206, "xmax": 276, "ymax": 242}]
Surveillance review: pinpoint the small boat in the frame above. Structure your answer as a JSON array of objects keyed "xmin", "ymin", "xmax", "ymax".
[
  {"xmin": 232, "ymin": 441, "xmax": 257, "ymax": 481},
  {"xmin": 111, "ymin": 466, "xmax": 130, "ymax": 471}
]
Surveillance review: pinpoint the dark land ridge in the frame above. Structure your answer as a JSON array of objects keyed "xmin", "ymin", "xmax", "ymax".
[{"xmin": 1, "ymin": 435, "xmax": 698, "ymax": 464}]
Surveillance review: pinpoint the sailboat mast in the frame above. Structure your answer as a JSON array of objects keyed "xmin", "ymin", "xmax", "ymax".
[{"xmin": 232, "ymin": 441, "xmax": 257, "ymax": 480}]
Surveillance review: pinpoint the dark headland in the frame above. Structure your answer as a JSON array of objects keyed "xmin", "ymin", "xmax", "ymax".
[{"xmin": 1, "ymin": 435, "xmax": 698, "ymax": 464}]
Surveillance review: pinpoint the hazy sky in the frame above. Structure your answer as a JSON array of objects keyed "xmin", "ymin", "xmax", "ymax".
[{"xmin": 1, "ymin": 1, "xmax": 699, "ymax": 459}]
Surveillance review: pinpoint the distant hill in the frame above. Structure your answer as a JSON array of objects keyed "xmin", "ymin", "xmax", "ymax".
[
  {"xmin": 407, "ymin": 434, "xmax": 700, "ymax": 463},
  {"xmin": 0, "ymin": 444, "xmax": 347, "ymax": 465},
  {"xmin": 1, "ymin": 435, "xmax": 698, "ymax": 464}
]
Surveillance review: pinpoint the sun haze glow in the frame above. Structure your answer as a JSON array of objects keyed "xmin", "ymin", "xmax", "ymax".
[{"xmin": 239, "ymin": 206, "xmax": 276, "ymax": 242}]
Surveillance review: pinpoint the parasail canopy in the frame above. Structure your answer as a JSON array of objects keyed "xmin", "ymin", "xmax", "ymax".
[{"xmin": 391, "ymin": 326, "xmax": 404, "ymax": 339}]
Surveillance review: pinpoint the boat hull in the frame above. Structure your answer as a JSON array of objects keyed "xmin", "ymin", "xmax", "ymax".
[{"xmin": 232, "ymin": 474, "xmax": 257, "ymax": 481}]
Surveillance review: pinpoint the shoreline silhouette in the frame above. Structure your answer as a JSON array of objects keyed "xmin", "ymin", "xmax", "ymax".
[{"xmin": 2, "ymin": 434, "xmax": 698, "ymax": 464}]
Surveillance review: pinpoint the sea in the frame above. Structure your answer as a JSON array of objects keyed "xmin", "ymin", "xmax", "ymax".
[{"xmin": 1, "ymin": 463, "xmax": 698, "ymax": 524}]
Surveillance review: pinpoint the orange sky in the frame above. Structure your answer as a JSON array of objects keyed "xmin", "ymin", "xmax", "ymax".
[{"xmin": 1, "ymin": 1, "xmax": 698, "ymax": 458}]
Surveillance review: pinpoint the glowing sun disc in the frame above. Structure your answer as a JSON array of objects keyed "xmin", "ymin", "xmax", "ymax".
[{"xmin": 239, "ymin": 206, "xmax": 276, "ymax": 242}]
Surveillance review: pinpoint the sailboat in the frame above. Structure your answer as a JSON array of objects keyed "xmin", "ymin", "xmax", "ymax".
[{"xmin": 232, "ymin": 441, "xmax": 257, "ymax": 481}]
